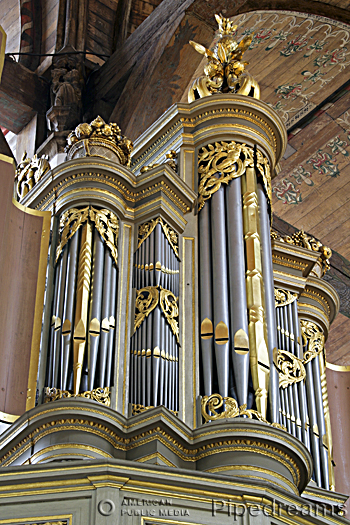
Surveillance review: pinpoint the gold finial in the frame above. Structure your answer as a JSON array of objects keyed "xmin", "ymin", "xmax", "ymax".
[{"xmin": 188, "ymin": 14, "xmax": 260, "ymax": 102}]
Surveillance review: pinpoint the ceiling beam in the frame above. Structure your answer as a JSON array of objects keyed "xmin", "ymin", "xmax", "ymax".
[
  {"xmin": 84, "ymin": 0, "xmax": 195, "ymax": 120},
  {"xmin": 0, "ymin": 57, "xmax": 50, "ymax": 134}
]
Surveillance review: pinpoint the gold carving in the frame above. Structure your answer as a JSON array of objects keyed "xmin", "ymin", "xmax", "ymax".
[
  {"xmin": 56, "ymin": 206, "xmax": 119, "ymax": 265},
  {"xmin": 243, "ymin": 167, "xmax": 270, "ymax": 419},
  {"xmin": 140, "ymin": 150, "xmax": 178, "ymax": 174},
  {"xmin": 274, "ymin": 288, "xmax": 298, "ymax": 308},
  {"xmin": 131, "ymin": 404, "xmax": 178, "ymax": 417},
  {"xmin": 15, "ymin": 151, "xmax": 51, "ymax": 200},
  {"xmin": 197, "ymin": 141, "xmax": 271, "ymax": 212},
  {"xmin": 44, "ymin": 387, "xmax": 110, "ymax": 406},
  {"xmin": 276, "ymin": 349, "xmax": 306, "ymax": 389},
  {"xmin": 73, "ymin": 221, "xmax": 92, "ymax": 395},
  {"xmin": 89, "ymin": 207, "xmax": 119, "ymax": 265},
  {"xmin": 65, "ymin": 115, "xmax": 133, "ymax": 166},
  {"xmin": 132, "ymin": 404, "xmax": 155, "ymax": 415},
  {"xmin": 159, "ymin": 288, "xmax": 180, "ymax": 343},
  {"xmin": 134, "ymin": 286, "xmax": 159, "ymax": 331},
  {"xmin": 188, "ymin": 14, "xmax": 260, "ymax": 101},
  {"xmin": 300, "ymin": 320, "xmax": 325, "ymax": 365},
  {"xmin": 271, "ymin": 230, "xmax": 332, "ymax": 275},
  {"xmin": 137, "ymin": 217, "xmax": 179, "ymax": 257},
  {"xmin": 201, "ymin": 394, "xmax": 286, "ymax": 430},
  {"xmin": 134, "ymin": 285, "xmax": 179, "ymax": 340},
  {"xmin": 55, "ymin": 206, "xmax": 89, "ymax": 263}
]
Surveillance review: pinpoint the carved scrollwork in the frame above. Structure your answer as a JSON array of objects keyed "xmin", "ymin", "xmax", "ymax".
[
  {"xmin": 160, "ymin": 288, "xmax": 179, "ymax": 343},
  {"xmin": 197, "ymin": 141, "xmax": 271, "ymax": 212},
  {"xmin": 89, "ymin": 207, "xmax": 119, "ymax": 265},
  {"xmin": 134, "ymin": 286, "xmax": 159, "ymax": 332},
  {"xmin": 15, "ymin": 151, "xmax": 51, "ymax": 200},
  {"xmin": 56, "ymin": 206, "xmax": 89, "ymax": 263},
  {"xmin": 137, "ymin": 217, "xmax": 179, "ymax": 257},
  {"xmin": 44, "ymin": 387, "xmax": 110, "ymax": 406},
  {"xmin": 271, "ymin": 229, "xmax": 332, "ymax": 275},
  {"xmin": 56, "ymin": 206, "xmax": 119, "ymax": 265},
  {"xmin": 274, "ymin": 288, "xmax": 298, "ymax": 308},
  {"xmin": 276, "ymin": 349, "xmax": 306, "ymax": 389},
  {"xmin": 201, "ymin": 394, "xmax": 286, "ymax": 430},
  {"xmin": 300, "ymin": 320, "xmax": 325, "ymax": 365}
]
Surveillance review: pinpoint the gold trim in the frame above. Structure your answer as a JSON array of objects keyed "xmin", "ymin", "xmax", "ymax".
[
  {"xmin": 136, "ymin": 452, "xmax": 176, "ymax": 467},
  {"xmin": 205, "ymin": 464, "xmax": 297, "ymax": 494},
  {"xmin": 326, "ymin": 362, "xmax": 350, "ymax": 372},
  {"xmin": 34, "ymin": 171, "xmax": 191, "ymax": 215},
  {"xmin": 0, "ymin": 153, "xmax": 15, "ymax": 167},
  {"xmin": 11, "ymin": 199, "xmax": 52, "ymax": 411},
  {"xmin": 29, "ymin": 443, "xmax": 112, "ymax": 463},
  {"xmin": 44, "ymin": 387, "xmax": 111, "ymax": 406},
  {"xmin": 0, "ymin": 26, "xmax": 6, "ymax": 82},
  {"xmin": 0, "ymin": 517, "xmax": 72, "ymax": 525},
  {"xmin": 0, "ymin": 411, "xmax": 19, "ymax": 423},
  {"xmin": 121, "ymin": 224, "xmax": 132, "ymax": 413},
  {"xmin": 137, "ymin": 217, "xmax": 179, "ymax": 257}
]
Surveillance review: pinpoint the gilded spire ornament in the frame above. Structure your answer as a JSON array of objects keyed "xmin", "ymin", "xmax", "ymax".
[{"xmin": 188, "ymin": 14, "xmax": 260, "ymax": 102}]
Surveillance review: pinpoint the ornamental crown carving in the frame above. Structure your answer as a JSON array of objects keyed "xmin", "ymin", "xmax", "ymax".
[
  {"xmin": 188, "ymin": 14, "xmax": 260, "ymax": 102},
  {"xmin": 65, "ymin": 115, "xmax": 133, "ymax": 166},
  {"xmin": 271, "ymin": 229, "xmax": 332, "ymax": 276}
]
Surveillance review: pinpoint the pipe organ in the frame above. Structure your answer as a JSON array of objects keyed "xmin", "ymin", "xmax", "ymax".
[
  {"xmin": 2, "ymin": 15, "xmax": 344, "ymax": 517},
  {"xmin": 130, "ymin": 218, "xmax": 180, "ymax": 414},
  {"xmin": 44, "ymin": 206, "xmax": 119, "ymax": 404}
]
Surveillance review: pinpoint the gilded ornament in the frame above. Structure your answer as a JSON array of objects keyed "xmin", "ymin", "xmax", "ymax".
[
  {"xmin": 55, "ymin": 206, "xmax": 89, "ymax": 263},
  {"xmin": 276, "ymin": 349, "xmax": 306, "ymax": 389},
  {"xmin": 89, "ymin": 206, "xmax": 119, "ymax": 266},
  {"xmin": 274, "ymin": 288, "xmax": 298, "ymax": 308},
  {"xmin": 188, "ymin": 14, "xmax": 260, "ymax": 102},
  {"xmin": 15, "ymin": 151, "xmax": 51, "ymax": 200},
  {"xmin": 140, "ymin": 150, "xmax": 178, "ymax": 174},
  {"xmin": 271, "ymin": 229, "xmax": 331, "ymax": 275},
  {"xmin": 159, "ymin": 288, "xmax": 180, "ymax": 343},
  {"xmin": 44, "ymin": 387, "xmax": 111, "ymax": 406},
  {"xmin": 300, "ymin": 320, "xmax": 325, "ymax": 364},
  {"xmin": 65, "ymin": 115, "xmax": 133, "ymax": 166},
  {"xmin": 56, "ymin": 206, "xmax": 119, "ymax": 265},
  {"xmin": 137, "ymin": 217, "xmax": 179, "ymax": 257},
  {"xmin": 197, "ymin": 141, "xmax": 271, "ymax": 212},
  {"xmin": 201, "ymin": 394, "xmax": 286, "ymax": 430},
  {"xmin": 134, "ymin": 287, "xmax": 159, "ymax": 331}
]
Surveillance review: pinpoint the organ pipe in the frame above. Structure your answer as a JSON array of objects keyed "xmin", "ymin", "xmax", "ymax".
[
  {"xmin": 45, "ymin": 206, "xmax": 120, "ymax": 404},
  {"xmin": 130, "ymin": 218, "xmax": 180, "ymax": 414}
]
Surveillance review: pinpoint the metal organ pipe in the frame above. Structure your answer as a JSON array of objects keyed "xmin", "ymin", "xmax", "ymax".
[
  {"xmin": 198, "ymin": 202, "xmax": 214, "ymax": 396},
  {"xmin": 130, "ymin": 218, "xmax": 180, "ymax": 413},
  {"xmin": 61, "ymin": 230, "xmax": 79, "ymax": 391},
  {"xmin": 88, "ymin": 229, "xmax": 105, "ymax": 390},
  {"xmin": 45, "ymin": 206, "xmax": 119, "ymax": 405},
  {"xmin": 211, "ymin": 187, "xmax": 230, "ymax": 398},
  {"xmin": 226, "ymin": 176, "xmax": 249, "ymax": 407}
]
